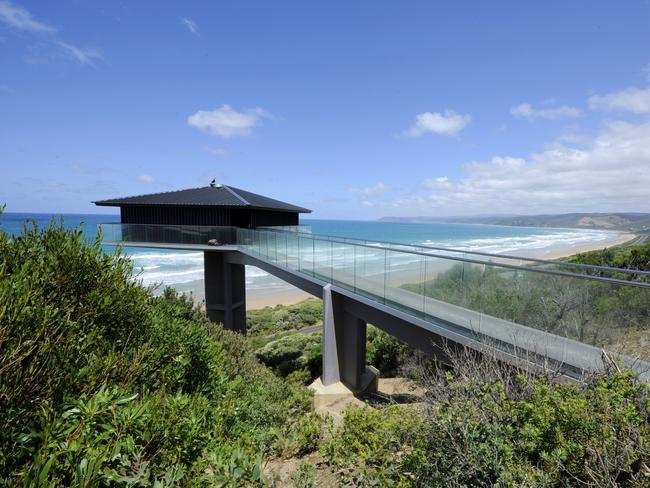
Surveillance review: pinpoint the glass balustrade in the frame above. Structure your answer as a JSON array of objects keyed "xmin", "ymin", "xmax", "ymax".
[{"xmin": 99, "ymin": 222, "xmax": 650, "ymax": 368}]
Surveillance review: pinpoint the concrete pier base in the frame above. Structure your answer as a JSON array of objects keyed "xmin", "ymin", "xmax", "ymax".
[{"xmin": 309, "ymin": 366, "xmax": 378, "ymax": 410}]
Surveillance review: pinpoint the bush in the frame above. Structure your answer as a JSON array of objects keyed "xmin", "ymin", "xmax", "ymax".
[
  {"xmin": 323, "ymin": 351, "xmax": 650, "ymax": 487},
  {"xmin": 256, "ymin": 332, "xmax": 322, "ymax": 380},
  {"xmin": 568, "ymin": 242, "xmax": 650, "ymax": 273},
  {"xmin": 366, "ymin": 325, "xmax": 412, "ymax": 376},
  {"xmin": 247, "ymin": 299, "xmax": 322, "ymax": 336},
  {"xmin": 322, "ymin": 405, "xmax": 428, "ymax": 486},
  {"xmin": 0, "ymin": 220, "xmax": 312, "ymax": 485},
  {"xmin": 290, "ymin": 462, "xmax": 316, "ymax": 488}
]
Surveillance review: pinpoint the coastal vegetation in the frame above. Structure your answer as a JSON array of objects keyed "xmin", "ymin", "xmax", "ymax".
[
  {"xmin": 0, "ymin": 220, "xmax": 317, "ymax": 485},
  {"xmin": 248, "ymin": 302, "xmax": 412, "ymax": 384},
  {"xmin": 568, "ymin": 242, "xmax": 650, "ymax": 272},
  {"xmin": 401, "ymin": 256, "xmax": 650, "ymax": 358},
  {"xmin": 2, "ymin": 217, "xmax": 650, "ymax": 486},
  {"xmin": 321, "ymin": 353, "xmax": 650, "ymax": 486},
  {"xmin": 246, "ymin": 299, "xmax": 322, "ymax": 336}
]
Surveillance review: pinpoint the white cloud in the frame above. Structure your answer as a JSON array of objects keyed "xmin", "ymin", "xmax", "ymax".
[
  {"xmin": 181, "ymin": 18, "xmax": 198, "ymax": 34},
  {"xmin": 187, "ymin": 105, "xmax": 272, "ymax": 138},
  {"xmin": 510, "ymin": 102, "xmax": 581, "ymax": 121},
  {"xmin": 137, "ymin": 174, "xmax": 154, "ymax": 183},
  {"xmin": 0, "ymin": 0, "xmax": 56, "ymax": 33},
  {"xmin": 422, "ymin": 176, "xmax": 451, "ymax": 189},
  {"xmin": 588, "ymin": 86, "xmax": 650, "ymax": 114},
  {"xmin": 350, "ymin": 182, "xmax": 391, "ymax": 197},
  {"xmin": 393, "ymin": 119, "xmax": 650, "ymax": 215},
  {"xmin": 0, "ymin": 2, "xmax": 101, "ymax": 66},
  {"xmin": 404, "ymin": 110, "xmax": 471, "ymax": 137},
  {"xmin": 349, "ymin": 183, "xmax": 393, "ymax": 208},
  {"xmin": 203, "ymin": 146, "xmax": 226, "ymax": 156},
  {"xmin": 57, "ymin": 41, "xmax": 102, "ymax": 65}
]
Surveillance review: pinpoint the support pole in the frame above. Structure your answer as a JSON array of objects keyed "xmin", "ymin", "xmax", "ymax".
[
  {"xmin": 321, "ymin": 284, "xmax": 378, "ymax": 393},
  {"xmin": 204, "ymin": 251, "xmax": 247, "ymax": 333},
  {"xmin": 321, "ymin": 284, "xmax": 341, "ymax": 385}
]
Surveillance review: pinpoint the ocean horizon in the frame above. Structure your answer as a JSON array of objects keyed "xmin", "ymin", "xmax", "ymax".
[{"xmin": 0, "ymin": 212, "xmax": 629, "ymax": 306}]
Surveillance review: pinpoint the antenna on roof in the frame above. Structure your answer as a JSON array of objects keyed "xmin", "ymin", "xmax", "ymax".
[{"xmin": 210, "ymin": 179, "xmax": 216, "ymax": 187}]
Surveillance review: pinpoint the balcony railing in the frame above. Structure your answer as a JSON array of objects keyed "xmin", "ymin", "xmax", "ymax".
[{"xmin": 99, "ymin": 222, "xmax": 650, "ymax": 373}]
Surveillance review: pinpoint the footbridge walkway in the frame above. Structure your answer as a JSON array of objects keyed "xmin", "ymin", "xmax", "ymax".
[{"xmin": 100, "ymin": 223, "xmax": 650, "ymax": 392}]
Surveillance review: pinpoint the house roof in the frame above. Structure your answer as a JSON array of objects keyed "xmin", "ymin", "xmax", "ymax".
[{"xmin": 93, "ymin": 184, "xmax": 311, "ymax": 213}]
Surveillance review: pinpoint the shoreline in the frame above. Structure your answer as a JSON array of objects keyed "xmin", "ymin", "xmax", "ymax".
[
  {"xmin": 513, "ymin": 232, "xmax": 636, "ymax": 261},
  {"xmin": 169, "ymin": 230, "xmax": 638, "ymax": 311}
]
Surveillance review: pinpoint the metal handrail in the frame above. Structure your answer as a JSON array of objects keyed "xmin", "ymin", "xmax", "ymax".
[
  {"xmin": 248, "ymin": 227, "xmax": 650, "ymax": 289},
  {"xmin": 97, "ymin": 223, "xmax": 650, "ymax": 289},
  {"xmin": 257, "ymin": 226, "xmax": 650, "ymax": 277}
]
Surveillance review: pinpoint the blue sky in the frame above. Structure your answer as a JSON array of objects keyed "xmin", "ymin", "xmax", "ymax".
[{"xmin": 1, "ymin": 1, "xmax": 649, "ymax": 219}]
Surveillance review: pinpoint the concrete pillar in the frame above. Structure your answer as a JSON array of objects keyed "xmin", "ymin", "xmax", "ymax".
[
  {"xmin": 204, "ymin": 251, "xmax": 247, "ymax": 333},
  {"xmin": 321, "ymin": 284, "xmax": 378, "ymax": 393}
]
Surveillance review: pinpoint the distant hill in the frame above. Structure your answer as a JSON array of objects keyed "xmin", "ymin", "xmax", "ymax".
[{"xmin": 379, "ymin": 213, "xmax": 650, "ymax": 234}]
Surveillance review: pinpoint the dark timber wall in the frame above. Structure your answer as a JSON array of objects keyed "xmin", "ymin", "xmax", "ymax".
[{"xmin": 120, "ymin": 206, "xmax": 299, "ymax": 228}]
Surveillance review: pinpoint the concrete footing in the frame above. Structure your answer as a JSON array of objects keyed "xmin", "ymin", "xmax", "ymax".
[{"xmin": 309, "ymin": 365, "xmax": 378, "ymax": 410}]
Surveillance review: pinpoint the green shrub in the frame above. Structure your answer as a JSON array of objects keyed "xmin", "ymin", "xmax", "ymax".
[
  {"xmin": 322, "ymin": 404, "xmax": 428, "ymax": 486},
  {"xmin": 0, "ymin": 220, "xmax": 312, "ymax": 485},
  {"xmin": 290, "ymin": 462, "xmax": 316, "ymax": 488},
  {"xmin": 256, "ymin": 332, "xmax": 322, "ymax": 380},
  {"xmin": 253, "ymin": 325, "xmax": 411, "ymax": 382},
  {"xmin": 247, "ymin": 299, "xmax": 322, "ymax": 336},
  {"xmin": 366, "ymin": 325, "xmax": 412, "ymax": 376},
  {"xmin": 568, "ymin": 242, "xmax": 650, "ymax": 272},
  {"xmin": 323, "ymin": 367, "xmax": 650, "ymax": 487}
]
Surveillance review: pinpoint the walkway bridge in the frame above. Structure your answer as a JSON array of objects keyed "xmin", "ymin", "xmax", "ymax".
[{"xmin": 100, "ymin": 223, "xmax": 650, "ymax": 392}]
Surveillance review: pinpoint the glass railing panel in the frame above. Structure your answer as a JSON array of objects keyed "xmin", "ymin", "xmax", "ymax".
[
  {"xmin": 313, "ymin": 238, "xmax": 333, "ymax": 283},
  {"xmin": 269, "ymin": 231, "xmax": 279, "ymax": 263},
  {"xmin": 331, "ymin": 242, "xmax": 356, "ymax": 290},
  {"xmin": 260, "ymin": 230, "xmax": 271, "ymax": 259},
  {"xmin": 255, "ymin": 228, "xmax": 263, "ymax": 256},
  {"xmin": 384, "ymin": 249, "xmax": 425, "ymax": 318},
  {"xmin": 353, "ymin": 245, "xmax": 387, "ymax": 304},
  {"xmin": 410, "ymin": 256, "xmax": 650, "ymax": 365},
  {"xmin": 299, "ymin": 236, "xmax": 315, "ymax": 277},
  {"xmin": 266, "ymin": 230, "xmax": 274, "ymax": 259},
  {"xmin": 285, "ymin": 232, "xmax": 300, "ymax": 271},
  {"xmin": 99, "ymin": 223, "xmax": 121, "ymax": 243},
  {"xmin": 274, "ymin": 231, "xmax": 287, "ymax": 266},
  {"xmin": 261, "ymin": 227, "xmax": 650, "ymax": 283},
  {"xmin": 243, "ymin": 228, "xmax": 256, "ymax": 252},
  {"xmin": 415, "ymin": 256, "xmax": 481, "ymax": 333},
  {"xmin": 144, "ymin": 225, "xmax": 159, "ymax": 244}
]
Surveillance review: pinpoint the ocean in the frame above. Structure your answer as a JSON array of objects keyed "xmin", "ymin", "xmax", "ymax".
[{"xmin": 0, "ymin": 213, "xmax": 625, "ymax": 301}]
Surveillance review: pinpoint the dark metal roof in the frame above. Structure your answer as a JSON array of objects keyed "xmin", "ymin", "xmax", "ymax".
[{"xmin": 94, "ymin": 184, "xmax": 311, "ymax": 213}]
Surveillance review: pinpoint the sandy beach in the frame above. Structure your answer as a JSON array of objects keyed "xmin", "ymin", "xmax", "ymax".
[
  {"xmin": 165, "ymin": 230, "xmax": 637, "ymax": 311},
  {"xmin": 514, "ymin": 232, "xmax": 637, "ymax": 261},
  {"xmin": 176, "ymin": 281, "xmax": 313, "ymax": 310}
]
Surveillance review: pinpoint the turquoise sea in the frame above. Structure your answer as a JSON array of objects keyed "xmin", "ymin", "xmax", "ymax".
[{"xmin": 1, "ymin": 213, "xmax": 624, "ymax": 294}]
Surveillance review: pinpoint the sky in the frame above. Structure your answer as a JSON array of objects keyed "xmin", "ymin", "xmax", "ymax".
[{"xmin": 1, "ymin": 1, "xmax": 649, "ymax": 219}]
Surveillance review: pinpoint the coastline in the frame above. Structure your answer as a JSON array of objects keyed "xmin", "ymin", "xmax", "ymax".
[
  {"xmin": 176, "ymin": 281, "xmax": 313, "ymax": 310},
  {"xmin": 170, "ymin": 230, "xmax": 637, "ymax": 311},
  {"xmin": 513, "ymin": 231, "xmax": 637, "ymax": 261}
]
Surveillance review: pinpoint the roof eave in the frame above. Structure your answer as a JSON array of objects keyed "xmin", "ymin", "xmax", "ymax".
[{"xmin": 93, "ymin": 201, "xmax": 311, "ymax": 213}]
